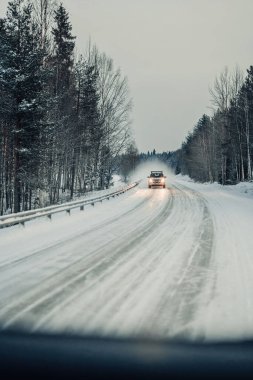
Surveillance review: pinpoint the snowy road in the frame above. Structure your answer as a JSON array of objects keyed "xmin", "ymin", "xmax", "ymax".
[{"xmin": 0, "ymin": 177, "xmax": 253, "ymax": 341}]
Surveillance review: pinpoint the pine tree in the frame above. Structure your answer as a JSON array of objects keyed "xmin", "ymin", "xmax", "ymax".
[
  {"xmin": 43, "ymin": 3, "xmax": 76, "ymax": 203},
  {"xmin": 52, "ymin": 3, "xmax": 75, "ymax": 101},
  {"xmin": 1, "ymin": 0, "xmax": 46, "ymax": 212},
  {"xmin": 241, "ymin": 67, "xmax": 253, "ymax": 180},
  {"xmin": 71, "ymin": 60, "xmax": 102, "ymax": 195}
]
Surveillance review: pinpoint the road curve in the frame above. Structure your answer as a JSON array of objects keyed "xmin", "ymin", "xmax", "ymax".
[{"xmin": 0, "ymin": 180, "xmax": 215, "ymax": 339}]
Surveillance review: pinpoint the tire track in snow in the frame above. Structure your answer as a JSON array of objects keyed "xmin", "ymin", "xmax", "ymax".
[
  {"xmin": 0, "ymin": 188, "xmax": 153, "ymax": 307},
  {"xmin": 0, "ymin": 188, "xmax": 173, "ymax": 329},
  {"xmin": 33, "ymin": 188, "xmax": 187, "ymax": 331},
  {"xmin": 61, "ymin": 185, "xmax": 198, "ymax": 335},
  {"xmin": 197, "ymin": 194, "xmax": 253, "ymax": 340},
  {"xmin": 0, "ymin": 182, "xmax": 215, "ymax": 339},
  {"xmin": 0, "ymin": 188, "xmax": 151, "ymax": 272},
  {"xmin": 29, "ymin": 184, "xmax": 213, "ymax": 339},
  {"xmin": 145, "ymin": 182, "xmax": 215, "ymax": 340}
]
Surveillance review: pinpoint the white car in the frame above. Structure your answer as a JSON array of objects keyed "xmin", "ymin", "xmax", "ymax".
[{"xmin": 147, "ymin": 171, "xmax": 166, "ymax": 188}]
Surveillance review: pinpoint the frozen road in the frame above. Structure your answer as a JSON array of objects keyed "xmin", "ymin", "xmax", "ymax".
[{"xmin": 0, "ymin": 177, "xmax": 253, "ymax": 341}]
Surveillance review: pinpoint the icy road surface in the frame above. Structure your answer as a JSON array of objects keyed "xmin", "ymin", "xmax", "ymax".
[{"xmin": 1, "ymin": 176, "xmax": 253, "ymax": 341}]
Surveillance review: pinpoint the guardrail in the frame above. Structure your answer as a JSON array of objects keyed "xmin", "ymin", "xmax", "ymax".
[{"xmin": 0, "ymin": 182, "xmax": 139, "ymax": 229}]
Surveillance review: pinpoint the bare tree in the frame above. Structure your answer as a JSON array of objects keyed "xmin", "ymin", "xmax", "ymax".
[
  {"xmin": 244, "ymin": 94, "xmax": 252, "ymax": 180},
  {"xmin": 88, "ymin": 45, "xmax": 133, "ymax": 187},
  {"xmin": 209, "ymin": 66, "xmax": 232, "ymax": 112},
  {"xmin": 231, "ymin": 66, "xmax": 245, "ymax": 181},
  {"xmin": 231, "ymin": 65, "xmax": 244, "ymax": 99},
  {"xmin": 209, "ymin": 67, "xmax": 234, "ymax": 184},
  {"xmin": 32, "ymin": 0, "xmax": 58, "ymax": 51}
]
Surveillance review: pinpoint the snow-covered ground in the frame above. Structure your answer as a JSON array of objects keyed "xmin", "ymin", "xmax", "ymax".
[
  {"xmin": 0, "ymin": 174, "xmax": 253, "ymax": 342},
  {"xmin": 175, "ymin": 175, "xmax": 253, "ymax": 341}
]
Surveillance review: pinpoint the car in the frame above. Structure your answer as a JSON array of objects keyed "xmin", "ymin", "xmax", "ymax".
[{"xmin": 147, "ymin": 171, "xmax": 166, "ymax": 188}]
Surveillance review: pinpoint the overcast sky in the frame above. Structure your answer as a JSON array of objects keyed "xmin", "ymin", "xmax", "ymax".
[{"xmin": 1, "ymin": 0, "xmax": 253, "ymax": 152}]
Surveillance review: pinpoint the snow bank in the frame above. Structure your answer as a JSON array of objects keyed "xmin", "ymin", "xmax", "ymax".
[
  {"xmin": 175, "ymin": 174, "xmax": 253, "ymax": 341},
  {"xmin": 176, "ymin": 173, "xmax": 253, "ymax": 199}
]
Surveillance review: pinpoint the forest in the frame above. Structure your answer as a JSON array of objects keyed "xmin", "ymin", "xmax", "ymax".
[
  {"xmin": 1, "ymin": 1, "xmax": 252, "ymax": 217},
  {"xmin": 178, "ymin": 66, "xmax": 253, "ymax": 184},
  {"xmin": 122, "ymin": 64, "xmax": 253, "ymax": 186},
  {"xmin": 0, "ymin": 0, "xmax": 135, "ymax": 215}
]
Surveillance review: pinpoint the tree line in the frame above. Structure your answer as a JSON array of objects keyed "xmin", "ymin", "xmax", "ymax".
[
  {"xmin": 119, "ymin": 149, "xmax": 178, "ymax": 181},
  {"xmin": 138, "ymin": 150, "xmax": 177, "ymax": 168},
  {"xmin": 0, "ymin": 0, "xmax": 133, "ymax": 215},
  {"xmin": 178, "ymin": 66, "xmax": 253, "ymax": 184}
]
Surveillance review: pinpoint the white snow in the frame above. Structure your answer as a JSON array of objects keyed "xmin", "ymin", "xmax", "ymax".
[
  {"xmin": 0, "ymin": 173, "xmax": 253, "ymax": 342},
  {"xmin": 175, "ymin": 175, "xmax": 253, "ymax": 341}
]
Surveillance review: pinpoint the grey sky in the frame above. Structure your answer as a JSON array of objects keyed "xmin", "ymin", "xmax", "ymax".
[{"xmin": 1, "ymin": 0, "xmax": 253, "ymax": 152}]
